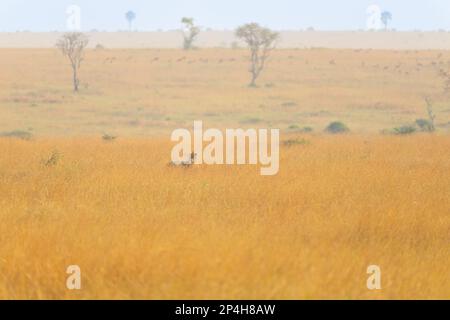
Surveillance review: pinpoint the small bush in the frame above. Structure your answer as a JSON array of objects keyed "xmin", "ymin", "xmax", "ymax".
[
  {"xmin": 393, "ymin": 125, "xmax": 416, "ymax": 135},
  {"xmin": 0, "ymin": 130, "xmax": 33, "ymax": 140},
  {"xmin": 240, "ymin": 117, "xmax": 262, "ymax": 124},
  {"xmin": 325, "ymin": 121, "xmax": 349, "ymax": 134},
  {"xmin": 102, "ymin": 134, "xmax": 117, "ymax": 142},
  {"xmin": 288, "ymin": 125, "xmax": 313, "ymax": 133},
  {"xmin": 282, "ymin": 138, "xmax": 310, "ymax": 147},
  {"xmin": 415, "ymin": 119, "xmax": 434, "ymax": 132}
]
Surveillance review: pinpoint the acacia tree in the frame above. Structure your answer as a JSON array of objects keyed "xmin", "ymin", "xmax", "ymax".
[
  {"xmin": 181, "ymin": 17, "xmax": 200, "ymax": 50},
  {"xmin": 125, "ymin": 11, "xmax": 136, "ymax": 31},
  {"xmin": 381, "ymin": 11, "xmax": 392, "ymax": 30},
  {"xmin": 56, "ymin": 32, "xmax": 89, "ymax": 92},
  {"xmin": 235, "ymin": 23, "xmax": 279, "ymax": 87}
]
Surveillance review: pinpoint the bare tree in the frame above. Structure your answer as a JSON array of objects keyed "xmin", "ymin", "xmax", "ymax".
[
  {"xmin": 236, "ymin": 23, "xmax": 279, "ymax": 87},
  {"xmin": 438, "ymin": 68, "xmax": 450, "ymax": 92},
  {"xmin": 181, "ymin": 17, "xmax": 200, "ymax": 50},
  {"xmin": 56, "ymin": 33, "xmax": 89, "ymax": 92},
  {"xmin": 424, "ymin": 97, "xmax": 436, "ymax": 132}
]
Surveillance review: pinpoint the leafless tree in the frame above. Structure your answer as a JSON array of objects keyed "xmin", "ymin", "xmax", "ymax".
[
  {"xmin": 424, "ymin": 97, "xmax": 436, "ymax": 132},
  {"xmin": 56, "ymin": 33, "xmax": 89, "ymax": 92},
  {"xmin": 236, "ymin": 23, "xmax": 279, "ymax": 87},
  {"xmin": 439, "ymin": 68, "xmax": 450, "ymax": 92},
  {"xmin": 181, "ymin": 17, "xmax": 200, "ymax": 50}
]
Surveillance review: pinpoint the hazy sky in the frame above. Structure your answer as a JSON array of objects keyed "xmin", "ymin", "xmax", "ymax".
[{"xmin": 1, "ymin": 0, "xmax": 449, "ymax": 31}]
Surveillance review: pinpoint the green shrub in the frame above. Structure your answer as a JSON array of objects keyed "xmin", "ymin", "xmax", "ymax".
[
  {"xmin": 393, "ymin": 125, "xmax": 416, "ymax": 135},
  {"xmin": 282, "ymin": 138, "xmax": 310, "ymax": 147},
  {"xmin": 415, "ymin": 119, "xmax": 434, "ymax": 132},
  {"xmin": 0, "ymin": 130, "xmax": 33, "ymax": 140},
  {"xmin": 325, "ymin": 121, "xmax": 349, "ymax": 134},
  {"xmin": 288, "ymin": 125, "xmax": 313, "ymax": 133}
]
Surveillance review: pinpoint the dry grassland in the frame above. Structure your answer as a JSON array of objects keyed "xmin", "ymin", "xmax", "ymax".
[
  {"xmin": 0, "ymin": 135, "xmax": 449, "ymax": 299},
  {"xmin": 0, "ymin": 48, "xmax": 449, "ymax": 299},
  {"xmin": 0, "ymin": 48, "xmax": 449, "ymax": 136}
]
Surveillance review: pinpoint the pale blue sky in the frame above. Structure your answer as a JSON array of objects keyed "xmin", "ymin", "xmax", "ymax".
[{"xmin": 0, "ymin": 0, "xmax": 449, "ymax": 31}]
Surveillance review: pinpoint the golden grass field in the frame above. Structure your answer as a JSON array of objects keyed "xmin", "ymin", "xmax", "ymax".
[
  {"xmin": 1, "ymin": 135, "xmax": 449, "ymax": 299},
  {"xmin": 0, "ymin": 48, "xmax": 449, "ymax": 299}
]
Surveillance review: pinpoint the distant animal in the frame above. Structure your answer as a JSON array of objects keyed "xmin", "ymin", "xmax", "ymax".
[{"xmin": 168, "ymin": 152, "xmax": 197, "ymax": 168}]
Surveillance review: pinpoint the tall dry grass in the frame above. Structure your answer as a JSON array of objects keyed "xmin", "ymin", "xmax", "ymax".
[{"xmin": 0, "ymin": 134, "xmax": 449, "ymax": 299}]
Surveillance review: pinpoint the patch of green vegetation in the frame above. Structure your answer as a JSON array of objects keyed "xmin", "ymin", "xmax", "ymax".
[
  {"xmin": 288, "ymin": 124, "xmax": 313, "ymax": 133},
  {"xmin": 325, "ymin": 121, "xmax": 350, "ymax": 134},
  {"xmin": 282, "ymin": 138, "xmax": 310, "ymax": 147},
  {"xmin": 393, "ymin": 125, "xmax": 417, "ymax": 135},
  {"xmin": 0, "ymin": 130, "xmax": 33, "ymax": 140},
  {"xmin": 415, "ymin": 119, "xmax": 434, "ymax": 132},
  {"xmin": 239, "ymin": 117, "xmax": 262, "ymax": 124}
]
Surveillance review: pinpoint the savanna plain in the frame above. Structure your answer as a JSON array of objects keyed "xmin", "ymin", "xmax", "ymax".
[{"xmin": 0, "ymin": 47, "xmax": 449, "ymax": 299}]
